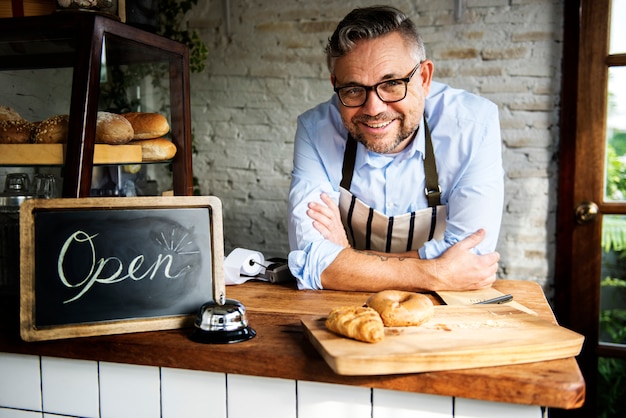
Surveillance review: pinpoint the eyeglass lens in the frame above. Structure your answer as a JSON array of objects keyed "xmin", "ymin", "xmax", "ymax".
[{"xmin": 338, "ymin": 81, "xmax": 407, "ymax": 107}]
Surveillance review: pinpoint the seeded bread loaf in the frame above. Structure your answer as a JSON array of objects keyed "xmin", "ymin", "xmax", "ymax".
[
  {"xmin": 0, "ymin": 119, "xmax": 35, "ymax": 143},
  {"xmin": 32, "ymin": 115, "xmax": 68, "ymax": 143}
]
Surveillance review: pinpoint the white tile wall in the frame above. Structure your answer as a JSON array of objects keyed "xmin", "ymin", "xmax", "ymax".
[
  {"xmin": 228, "ymin": 374, "xmax": 296, "ymax": 418},
  {"xmin": 99, "ymin": 362, "xmax": 160, "ymax": 418},
  {"xmin": 41, "ymin": 356, "xmax": 99, "ymax": 418},
  {"xmin": 297, "ymin": 380, "xmax": 371, "ymax": 418},
  {"xmin": 0, "ymin": 353, "xmax": 41, "ymax": 412},
  {"xmin": 0, "ymin": 352, "xmax": 543, "ymax": 417},
  {"xmin": 455, "ymin": 397, "xmax": 543, "ymax": 418},
  {"xmin": 0, "ymin": 408, "xmax": 42, "ymax": 418},
  {"xmin": 373, "ymin": 389, "xmax": 452, "ymax": 418},
  {"xmin": 161, "ymin": 367, "xmax": 226, "ymax": 418}
]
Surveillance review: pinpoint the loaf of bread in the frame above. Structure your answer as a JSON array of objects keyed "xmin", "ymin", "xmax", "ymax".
[
  {"xmin": 96, "ymin": 111, "xmax": 134, "ymax": 144},
  {"xmin": 32, "ymin": 115, "xmax": 68, "ymax": 143},
  {"xmin": 122, "ymin": 112, "xmax": 170, "ymax": 139},
  {"xmin": 133, "ymin": 138, "xmax": 177, "ymax": 161},
  {"xmin": 0, "ymin": 120, "xmax": 35, "ymax": 144},
  {"xmin": 325, "ymin": 306, "xmax": 384, "ymax": 343},
  {"xmin": 0, "ymin": 105, "xmax": 23, "ymax": 121}
]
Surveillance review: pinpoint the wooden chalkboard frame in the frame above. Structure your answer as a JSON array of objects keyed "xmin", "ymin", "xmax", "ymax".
[{"xmin": 19, "ymin": 196, "xmax": 225, "ymax": 342}]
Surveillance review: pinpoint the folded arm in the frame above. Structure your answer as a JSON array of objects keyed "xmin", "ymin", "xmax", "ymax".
[
  {"xmin": 321, "ymin": 229, "xmax": 499, "ymax": 292},
  {"xmin": 308, "ymin": 192, "xmax": 499, "ymax": 291}
]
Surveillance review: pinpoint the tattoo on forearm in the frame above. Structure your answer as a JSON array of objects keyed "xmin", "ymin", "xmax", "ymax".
[{"xmin": 353, "ymin": 249, "xmax": 410, "ymax": 262}]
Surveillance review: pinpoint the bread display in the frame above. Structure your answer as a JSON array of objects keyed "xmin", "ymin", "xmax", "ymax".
[
  {"xmin": 0, "ymin": 120, "xmax": 35, "ymax": 143},
  {"xmin": 122, "ymin": 112, "xmax": 170, "ymax": 139},
  {"xmin": 325, "ymin": 306, "xmax": 385, "ymax": 343},
  {"xmin": 0, "ymin": 107, "xmax": 174, "ymax": 162},
  {"xmin": 366, "ymin": 290, "xmax": 434, "ymax": 327},
  {"xmin": 32, "ymin": 114, "xmax": 69, "ymax": 143},
  {"xmin": 133, "ymin": 138, "xmax": 177, "ymax": 161}
]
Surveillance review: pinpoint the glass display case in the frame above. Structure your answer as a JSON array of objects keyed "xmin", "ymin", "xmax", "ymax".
[{"xmin": 0, "ymin": 11, "xmax": 193, "ymax": 198}]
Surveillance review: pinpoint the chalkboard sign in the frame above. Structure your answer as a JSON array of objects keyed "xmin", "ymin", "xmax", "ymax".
[{"xmin": 19, "ymin": 196, "xmax": 224, "ymax": 342}]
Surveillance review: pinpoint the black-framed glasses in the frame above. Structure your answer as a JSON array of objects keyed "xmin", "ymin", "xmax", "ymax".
[{"xmin": 333, "ymin": 62, "xmax": 421, "ymax": 108}]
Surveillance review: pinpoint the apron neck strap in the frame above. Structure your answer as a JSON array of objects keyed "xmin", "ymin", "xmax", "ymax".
[
  {"xmin": 423, "ymin": 118, "xmax": 441, "ymax": 207},
  {"xmin": 340, "ymin": 134, "xmax": 357, "ymax": 191}
]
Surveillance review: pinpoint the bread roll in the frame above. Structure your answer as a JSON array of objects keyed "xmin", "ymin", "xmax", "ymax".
[
  {"xmin": 96, "ymin": 111, "xmax": 134, "ymax": 144},
  {"xmin": 0, "ymin": 120, "xmax": 35, "ymax": 144},
  {"xmin": 134, "ymin": 138, "xmax": 177, "ymax": 161},
  {"xmin": 366, "ymin": 290, "xmax": 434, "ymax": 327},
  {"xmin": 0, "ymin": 105, "xmax": 23, "ymax": 121},
  {"xmin": 122, "ymin": 112, "xmax": 170, "ymax": 139},
  {"xmin": 32, "ymin": 115, "xmax": 68, "ymax": 143},
  {"xmin": 325, "ymin": 306, "xmax": 384, "ymax": 343}
]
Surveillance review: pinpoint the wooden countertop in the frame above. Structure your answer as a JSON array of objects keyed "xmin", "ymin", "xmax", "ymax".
[{"xmin": 0, "ymin": 280, "xmax": 584, "ymax": 409}]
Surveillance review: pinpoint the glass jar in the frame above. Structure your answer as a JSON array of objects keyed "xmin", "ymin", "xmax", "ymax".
[{"xmin": 0, "ymin": 173, "xmax": 34, "ymax": 295}]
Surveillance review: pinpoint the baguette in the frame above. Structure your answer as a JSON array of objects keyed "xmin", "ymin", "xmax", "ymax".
[{"xmin": 122, "ymin": 112, "xmax": 170, "ymax": 139}]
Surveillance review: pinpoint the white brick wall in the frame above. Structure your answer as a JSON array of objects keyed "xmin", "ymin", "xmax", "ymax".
[{"xmin": 188, "ymin": 0, "xmax": 564, "ymax": 293}]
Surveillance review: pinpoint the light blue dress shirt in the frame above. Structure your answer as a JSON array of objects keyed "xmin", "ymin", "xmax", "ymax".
[{"xmin": 288, "ymin": 81, "xmax": 504, "ymax": 290}]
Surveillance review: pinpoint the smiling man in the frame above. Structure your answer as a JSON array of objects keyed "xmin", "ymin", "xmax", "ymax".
[{"xmin": 287, "ymin": 6, "xmax": 504, "ymax": 292}]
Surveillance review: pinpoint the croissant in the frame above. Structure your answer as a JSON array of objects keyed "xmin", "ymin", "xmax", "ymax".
[{"xmin": 325, "ymin": 306, "xmax": 384, "ymax": 343}]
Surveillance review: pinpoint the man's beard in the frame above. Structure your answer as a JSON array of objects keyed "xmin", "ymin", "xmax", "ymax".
[{"xmin": 348, "ymin": 113, "xmax": 417, "ymax": 154}]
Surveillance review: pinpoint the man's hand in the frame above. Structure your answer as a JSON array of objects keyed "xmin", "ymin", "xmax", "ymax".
[
  {"xmin": 432, "ymin": 229, "xmax": 499, "ymax": 290},
  {"xmin": 307, "ymin": 192, "xmax": 350, "ymax": 248}
]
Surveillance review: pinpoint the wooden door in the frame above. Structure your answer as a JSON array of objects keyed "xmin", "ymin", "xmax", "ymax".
[{"xmin": 555, "ymin": 0, "xmax": 626, "ymax": 417}]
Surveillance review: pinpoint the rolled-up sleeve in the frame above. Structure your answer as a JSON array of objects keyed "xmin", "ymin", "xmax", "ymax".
[{"xmin": 287, "ymin": 100, "xmax": 346, "ymax": 289}]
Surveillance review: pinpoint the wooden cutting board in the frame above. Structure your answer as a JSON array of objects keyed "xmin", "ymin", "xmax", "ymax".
[{"xmin": 301, "ymin": 304, "xmax": 584, "ymax": 376}]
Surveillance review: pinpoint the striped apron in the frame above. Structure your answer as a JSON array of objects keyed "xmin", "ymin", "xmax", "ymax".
[{"xmin": 338, "ymin": 119, "xmax": 446, "ymax": 253}]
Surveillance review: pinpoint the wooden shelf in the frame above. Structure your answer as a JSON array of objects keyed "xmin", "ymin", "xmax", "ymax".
[{"xmin": 0, "ymin": 144, "xmax": 142, "ymax": 165}]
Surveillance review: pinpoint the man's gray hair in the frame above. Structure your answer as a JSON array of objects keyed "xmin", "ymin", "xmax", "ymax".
[{"xmin": 325, "ymin": 6, "xmax": 426, "ymax": 74}]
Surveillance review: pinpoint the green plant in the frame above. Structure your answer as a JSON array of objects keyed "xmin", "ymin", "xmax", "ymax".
[
  {"xmin": 598, "ymin": 276, "xmax": 626, "ymax": 418},
  {"xmin": 608, "ymin": 130, "xmax": 626, "ymax": 157},
  {"xmin": 157, "ymin": 0, "xmax": 208, "ymax": 73},
  {"xmin": 597, "ymin": 356, "xmax": 626, "ymax": 418},
  {"xmin": 602, "ymin": 215, "xmax": 626, "ymax": 252},
  {"xmin": 599, "ymin": 277, "xmax": 626, "ymax": 345}
]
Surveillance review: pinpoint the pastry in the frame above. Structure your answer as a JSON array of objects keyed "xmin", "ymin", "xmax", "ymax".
[
  {"xmin": 325, "ymin": 306, "xmax": 384, "ymax": 343},
  {"xmin": 366, "ymin": 290, "xmax": 434, "ymax": 327}
]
